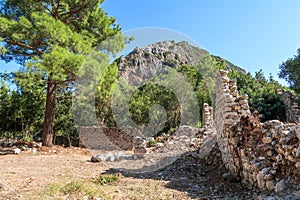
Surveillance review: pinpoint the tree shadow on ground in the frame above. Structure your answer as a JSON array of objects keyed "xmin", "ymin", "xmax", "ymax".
[{"xmin": 103, "ymin": 148, "xmax": 270, "ymax": 199}]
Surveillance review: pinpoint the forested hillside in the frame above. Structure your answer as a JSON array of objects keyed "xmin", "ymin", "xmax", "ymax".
[{"xmin": 0, "ymin": 40, "xmax": 293, "ymax": 144}]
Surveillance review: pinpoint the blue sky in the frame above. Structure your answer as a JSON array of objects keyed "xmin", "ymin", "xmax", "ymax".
[
  {"xmin": 102, "ymin": 0, "xmax": 300, "ymax": 85},
  {"xmin": 1, "ymin": 0, "xmax": 300, "ymax": 85}
]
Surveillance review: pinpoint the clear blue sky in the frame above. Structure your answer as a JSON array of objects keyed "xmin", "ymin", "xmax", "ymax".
[
  {"xmin": 1, "ymin": 0, "xmax": 300, "ymax": 85},
  {"xmin": 102, "ymin": 0, "xmax": 300, "ymax": 85}
]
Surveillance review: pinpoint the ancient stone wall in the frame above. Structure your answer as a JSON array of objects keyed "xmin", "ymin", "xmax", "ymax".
[
  {"xmin": 277, "ymin": 89, "xmax": 300, "ymax": 123},
  {"xmin": 215, "ymin": 70, "xmax": 250, "ymax": 175},
  {"xmin": 215, "ymin": 70, "xmax": 300, "ymax": 191},
  {"xmin": 79, "ymin": 126, "xmax": 138, "ymax": 151}
]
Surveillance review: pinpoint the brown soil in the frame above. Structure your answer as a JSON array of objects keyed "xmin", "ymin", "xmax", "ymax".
[
  {"xmin": 0, "ymin": 147, "xmax": 95, "ymax": 199},
  {"xmin": 0, "ymin": 146, "xmax": 189, "ymax": 200},
  {"xmin": 0, "ymin": 145, "xmax": 299, "ymax": 200}
]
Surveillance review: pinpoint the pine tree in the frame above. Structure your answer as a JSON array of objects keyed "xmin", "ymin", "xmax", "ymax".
[{"xmin": 0, "ymin": 0, "xmax": 124, "ymax": 146}]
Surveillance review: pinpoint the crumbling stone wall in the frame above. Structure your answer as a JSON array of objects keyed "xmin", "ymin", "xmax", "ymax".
[
  {"xmin": 79, "ymin": 126, "xmax": 139, "ymax": 150},
  {"xmin": 277, "ymin": 89, "xmax": 300, "ymax": 123},
  {"xmin": 215, "ymin": 70, "xmax": 300, "ymax": 191},
  {"xmin": 215, "ymin": 70, "xmax": 250, "ymax": 175}
]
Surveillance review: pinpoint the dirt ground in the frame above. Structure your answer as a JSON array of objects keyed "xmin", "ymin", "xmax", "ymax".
[
  {"xmin": 0, "ymin": 146, "xmax": 190, "ymax": 200},
  {"xmin": 0, "ymin": 148, "xmax": 94, "ymax": 199},
  {"xmin": 1, "ymin": 145, "xmax": 300, "ymax": 200}
]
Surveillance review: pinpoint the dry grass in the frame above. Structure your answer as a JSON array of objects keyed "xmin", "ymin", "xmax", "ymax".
[
  {"xmin": 32, "ymin": 174, "xmax": 190, "ymax": 200},
  {"xmin": 0, "ymin": 149, "xmax": 192, "ymax": 200}
]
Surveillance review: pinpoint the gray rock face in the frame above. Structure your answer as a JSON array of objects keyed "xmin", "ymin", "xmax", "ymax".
[{"xmin": 117, "ymin": 41, "xmax": 243, "ymax": 86}]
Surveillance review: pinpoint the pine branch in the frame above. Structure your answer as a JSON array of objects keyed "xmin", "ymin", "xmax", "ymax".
[
  {"xmin": 4, "ymin": 39, "xmax": 44, "ymax": 55},
  {"xmin": 61, "ymin": 3, "xmax": 88, "ymax": 16}
]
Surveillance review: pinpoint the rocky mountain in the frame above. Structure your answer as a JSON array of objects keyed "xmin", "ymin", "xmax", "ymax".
[{"xmin": 116, "ymin": 40, "xmax": 245, "ymax": 84}]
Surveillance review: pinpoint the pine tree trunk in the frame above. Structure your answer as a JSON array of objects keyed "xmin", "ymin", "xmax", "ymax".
[{"xmin": 42, "ymin": 80, "xmax": 56, "ymax": 147}]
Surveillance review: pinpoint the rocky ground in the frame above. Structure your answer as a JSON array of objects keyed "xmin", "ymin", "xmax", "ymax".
[
  {"xmin": 0, "ymin": 139, "xmax": 300, "ymax": 199},
  {"xmin": 116, "ymin": 147, "xmax": 300, "ymax": 200}
]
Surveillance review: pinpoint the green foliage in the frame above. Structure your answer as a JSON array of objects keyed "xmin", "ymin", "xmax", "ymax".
[
  {"xmin": 195, "ymin": 53, "xmax": 218, "ymax": 107},
  {"xmin": 0, "ymin": 71, "xmax": 45, "ymax": 139},
  {"xmin": 228, "ymin": 69, "xmax": 286, "ymax": 122},
  {"xmin": 0, "ymin": 0, "xmax": 125, "ymax": 145},
  {"xmin": 95, "ymin": 61, "xmax": 214, "ymax": 134},
  {"xmin": 177, "ymin": 64, "xmax": 211, "ymax": 121},
  {"xmin": 279, "ymin": 48, "xmax": 300, "ymax": 94},
  {"xmin": 42, "ymin": 183, "xmax": 61, "ymax": 197},
  {"xmin": 54, "ymin": 84, "xmax": 77, "ymax": 140},
  {"xmin": 167, "ymin": 127, "xmax": 177, "ymax": 135},
  {"xmin": 129, "ymin": 83, "xmax": 180, "ymax": 134},
  {"xmin": 60, "ymin": 180, "xmax": 85, "ymax": 195},
  {"xmin": 212, "ymin": 55, "xmax": 245, "ymax": 73},
  {"xmin": 95, "ymin": 62, "xmax": 119, "ymax": 127},
  {"xmin": 94, "ymin": 174, "xmax": 120, "ymax": 185},
  {"xmin": 146, "ymin": 139, "xmax": 157, "ymax": 147}
]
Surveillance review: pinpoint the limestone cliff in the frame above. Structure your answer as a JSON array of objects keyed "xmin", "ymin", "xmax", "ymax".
[{"xmin": 116, "ymin": 40, "xmax": 245, "ymax": 85}]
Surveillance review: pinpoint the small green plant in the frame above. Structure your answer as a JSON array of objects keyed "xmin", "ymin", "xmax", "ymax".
[
  {"xmin": 60, "ymin": 180, "xmax": 84, "ymax": 195},
  {"xmin": 42, "ymin": 183, "xmax": 61, "ymax": 196},
  {"xmin": 94, "ymin": 174, "xmax": 121, "ymax": 185},
  {"xmin": 146, "ymin": 139, "xmax": 157, "ymax": 147},
  {"xmin": 40, "ymin": 179, "xmax": 100, "ymax": 199},
  {"xmin": 197, "ymin": 121, "xmax": 203, "ymax": 128},
  {"xmin": 167, "ymin": 127, "xmax": 177, "ymax": 135}
]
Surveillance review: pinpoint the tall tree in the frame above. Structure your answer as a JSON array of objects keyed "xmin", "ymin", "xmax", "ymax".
[
  {"xmin": 0, "ymin": 0, "xmax": 124, "ymax": 146},
  {"xmin": 279, "ymin": 48, "xmax": 300, "ymax": 94}
]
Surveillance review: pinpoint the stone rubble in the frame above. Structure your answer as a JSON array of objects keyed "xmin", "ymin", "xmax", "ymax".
[
  {"xmin": 0, "ymin": 139, "xmax": 41, "ymax": 155},
  {"xmin": 79, "ymin": 126, "xmax": 139, "ymax": 151},
  {"xmin": 133, "ymin": 136, "xmax": 147, "ymax": 154},
  {"xmin": 90, "ymin": 125, "xmax": 214, "ymax": 164}
]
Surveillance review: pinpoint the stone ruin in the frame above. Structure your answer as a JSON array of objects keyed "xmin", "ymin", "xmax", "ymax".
[
  {"xmin": 82, "ymin": 69, "xmax": 300, "ymax": 192},
  {"xmin": 277, "ymin": 89, "xmax": 300, "ymax": 123},
  {"xmin": 202, "ymin": 103, "xmax": 214, "ymax": 128},
  {"xmin": 214, "ymin": 70, "xmax": 300, "ymax": 192}
]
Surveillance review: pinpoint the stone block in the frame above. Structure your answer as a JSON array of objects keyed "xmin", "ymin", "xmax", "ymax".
[
  {"xmin": 256, "ymin": 172, "xmax": 266, "ymax": 190},
  {"xmin": 266, "ymin": 180, "xmax": 276, "ymax": 191},
  {"xmin": 275, "ymin": 179, "xmax": 287, "ymax": 193},
  {"xmin": 239, "ymin": 99, "xmax": 248, "ymax": 105},
  {"xmin": 296, "ymin": 125, "xmax": 300, "ymax": 140},
  {"xmin": 295, "ymin": 144, "xmax": 300, "ymax": 159},
  {"xmin": 134, "ymin": 147, "xmax": 147, "ymax": 154},
  {"xmin": 241, "ymin": 104, "xmax": 249, "ymax": 110},
  {"xmin": 262, "ymin": 137, "xmax": 272, "ymax": 144}
]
